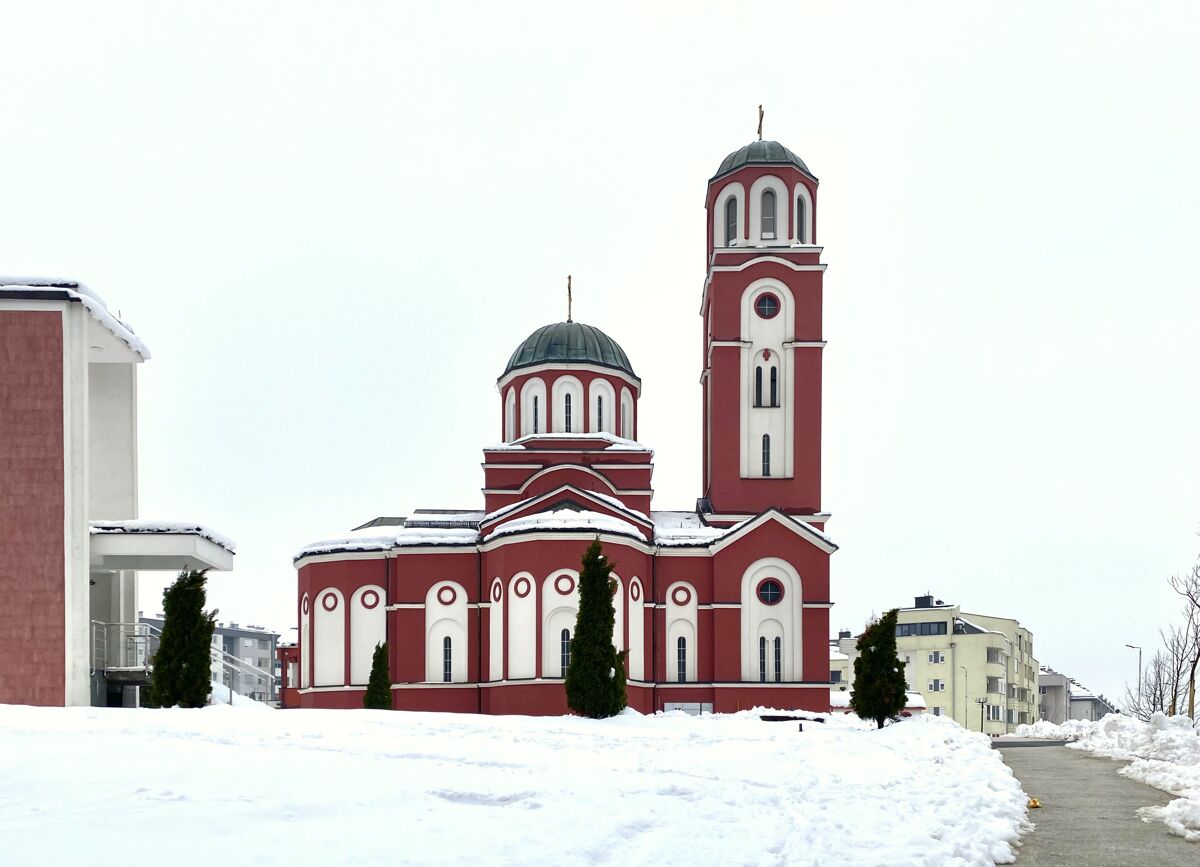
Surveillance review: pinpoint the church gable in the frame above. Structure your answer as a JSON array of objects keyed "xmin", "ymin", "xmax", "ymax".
[{"xmin": 481, "ymin": 484, "xmax": 653, "ymax": 538}]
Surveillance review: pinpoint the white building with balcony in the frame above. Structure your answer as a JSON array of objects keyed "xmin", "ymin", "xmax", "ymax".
[{"xmin": 0, "ymin": 276, "xmax": 233, "ymax": 708}]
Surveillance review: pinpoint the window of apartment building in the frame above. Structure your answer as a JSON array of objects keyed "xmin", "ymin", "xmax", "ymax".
[
  {"xmin": 931, "ymin": 707, "xmax": 942, "ymax": 716},
  {"xmin": 896, "ymin": 621, "xmax": 948, "ymax": 637},
  {"xmin": 243, "ymin": 639, "xmax": 255, "ymax": 648},
  {"xmin": 927, "ymin": 679, "xmax": 945, "ymax": 692},
  {"xmin": 986, "ymin": 705, "xmax": 1002, "ymax": 721},
  {"xmin": 1039, "ymin": 686, "xmax": 1046, "ymax": 695},
  {"xmin": 927, "ymin": 651, "xmax": 944, "ymax": 664},
  {"xmin": 830, "ymin": 670, "xmax": 842, "ymax": 683},
  {"xmin": 1006, "ymin": 709, "xmax": 1015, "ymax": 724},
  {"xmin": 258, "ymin": 639, "xmax": 268, "ymax": 650},
  {"xmin": 986, "ymin": 648, "xmax": 1004, "ymax": 665}
]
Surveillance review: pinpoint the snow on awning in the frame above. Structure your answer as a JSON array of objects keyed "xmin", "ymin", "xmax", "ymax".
[{"xmin": 90, "ymin": 520, "xmax": 235, "ymax": 571}]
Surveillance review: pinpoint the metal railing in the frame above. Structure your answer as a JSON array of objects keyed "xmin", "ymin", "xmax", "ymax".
[{"xmin": 90, "ymin": 621, "xmax": 277, "ymax": 701}]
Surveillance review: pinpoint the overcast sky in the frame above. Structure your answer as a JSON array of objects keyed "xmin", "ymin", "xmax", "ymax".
[{"xmin": 4, "ymin": 2, "xmax": 1198, "ymax": 704}]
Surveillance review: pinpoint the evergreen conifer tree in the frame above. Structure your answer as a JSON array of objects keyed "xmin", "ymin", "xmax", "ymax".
[
  {"xmin": 565, "ymin": 540, "xmax": 627, "ymax": 718},
  {"xmin": 149, "ymin": 569, "xmax": 217, "ymax": 708},
  {"xmin": 363, "ymin": 642, "xmax": 392, "ymax": 710},
  {"xmin": 849, "ymin": 608, "xmax": 908, "ymax": 728}
]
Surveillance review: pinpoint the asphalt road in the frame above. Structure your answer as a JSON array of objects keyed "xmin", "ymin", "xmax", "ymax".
[{"xmin": 999, "ymin": 744, "xmax": 1196, "ymax": 865}]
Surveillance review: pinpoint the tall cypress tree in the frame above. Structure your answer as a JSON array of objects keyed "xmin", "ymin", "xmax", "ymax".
[
  {"xmin": 149, "ymin": 569, "xmax": 217, "ymax": 708},
  {"xmin": 849, "ymin": 608, "xmax": 908, "ymax": 729},
  {"xmin": 565, "ymin": 540, "xmax": 627, "ymax": 718},
  {"xmin": 363, "ymin": 642, "xmax": 392, "ymax": 710}
]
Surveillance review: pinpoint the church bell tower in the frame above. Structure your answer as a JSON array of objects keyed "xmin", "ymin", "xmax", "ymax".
[{"xmin": 700, "ymin": 138, "xmax": 826, "ymax": 522}]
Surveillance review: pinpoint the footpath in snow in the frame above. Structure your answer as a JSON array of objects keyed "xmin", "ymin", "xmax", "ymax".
[
  {"xmin": 1016, "ymin": 712, "xmax": 1200, "ymax": 841},
  {"xmin": 0, "ymin": 704, "xmax": 1028, "ymax": 867}
]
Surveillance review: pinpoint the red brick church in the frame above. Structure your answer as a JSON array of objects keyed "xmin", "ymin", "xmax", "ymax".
[{"xmin": 280, "ymin": 136, "xmax": 836, "ymax": 714}]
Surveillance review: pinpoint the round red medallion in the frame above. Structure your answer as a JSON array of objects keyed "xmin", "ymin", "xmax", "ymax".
[
  {"xmin": 671, "ymin": 586, "xmax": 691, "ymax": 606},
  {"xmin": 301, "ymin": 596, "xmax": 310, "ymax": 615},
  {"xmin": 492, "ymin": 582, "xmax": 502, "ymax": 603},
  {"xmin": 630, "ymin": 582, "xmax": 641, "ymax": 602},
  {"xmin": 321, "ymin": 593, "xmax": 338, "ymax": 612},
  {"xmin": 361, "ymin": 590, "xmax": 379, "ymax": 609},
  {"xmin": 514, "ymin": 577, "xmax": 531, "ymax": 598},
  {"xmin": 555, "ymin": 574, "xmax": 575, "ymax": 595},
  {"xmin": 437, "ymin": 586, "xmax": 457, "ymax": 606}
]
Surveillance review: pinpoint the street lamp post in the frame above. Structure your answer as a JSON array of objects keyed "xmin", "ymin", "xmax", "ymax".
[
  {"xmin": 960, "ymin": 666, "xmax": 968, "ymax": 726},
  {"xmin": 1125, "ymin": 644, "xmax": 1142, "ymax": 710},
  {"xmin": 976, "ymin": 697, "xmax": 988, "ymax": 733}
]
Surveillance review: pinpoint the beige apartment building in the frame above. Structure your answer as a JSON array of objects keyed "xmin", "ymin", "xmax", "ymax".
[{"xmin": 833, "ymin": 594, "xmax": 1039, "ymax": 735}]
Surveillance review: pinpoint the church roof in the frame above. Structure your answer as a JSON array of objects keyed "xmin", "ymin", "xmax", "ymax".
[
  {"xmin": 711, "ymin": 140, "xmax": 815, "ymax": 182},
  {"xmin": 501, "ymin": 321, "xmax": 636, "ymax": 380}
]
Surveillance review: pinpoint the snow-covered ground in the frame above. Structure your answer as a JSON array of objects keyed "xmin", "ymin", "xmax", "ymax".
[
  {"xmin": 0, "ymin": 704, "xmax": 1028, "ymax": 866},
  {"xmin": 1016, "ymin": 712, "xmax": 1200, "ymax": 841}
]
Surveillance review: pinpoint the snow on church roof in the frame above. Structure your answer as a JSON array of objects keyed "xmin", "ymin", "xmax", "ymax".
[
  {"xmin": 651, "ymin": 511, "xmax": 735, "ymax": 547},
  {"xmin": 294, "ymin": 523, "xmax": 479, "ymax": 560},
  {"xmin": 484, "ymin": 432, "xmax": 652, "ymax": 454},
  {"xmin": 0, "ymin": 275, "xmax": 150, "ymax": 359},
  {"xmin": 483, "ymin": 508, "xmax": 646, "ymax": 543}
]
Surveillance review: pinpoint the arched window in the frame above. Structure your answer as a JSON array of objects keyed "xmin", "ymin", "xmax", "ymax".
[
  {"xmin": 533, "ymin": 396, "xmax": 539, "ymax": 434},
  {"xmin": 677, "ymin": 636, "xmax": 687, "ymax": 683},
  {"xmin": 561, "ymin": 628, "xmax": 571, "ymax": 675},
  {"xmin": 796, "ymin": 197, "xmax": 807, "ymax": 244},
  {"xmin": 761, "ymin": 190, "xmax": 776, "ymax": 239},
  {"xmin": 769, "ymin": 366, "xmax": 778, "ymax": 407},
  {"xmin": 773, "ymin": 636, "xmax": 782, "ymax": 683},
  {"xmin": 564, "ymin": 393, "xmax": 572, "ymax": 433},
  {"xmin": 442, "ymin": 636, "xmax": 452, "ymax": 683},
  {"xmin": 759, "ymin": 636, "xmax": 767, "ymax": 683},
  {"xmin": 724, "ymin": 197, "xmax": 737, "ymax": 246},
  {"xmin": 754, "ymin": 366, "xmax": 763, "ymax": 407},
  {"xmin": 762, "ymin": 434, "xmax": 771, "ymax": 477},
  {"xmin": 597, "ymin": 395, "xmax": 603, "ymax": 432}
]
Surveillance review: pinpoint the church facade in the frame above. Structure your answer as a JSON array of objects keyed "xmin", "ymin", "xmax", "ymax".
[{"xmin": 280, "ymin": 138, "xmax": 836, "ymax": 715}]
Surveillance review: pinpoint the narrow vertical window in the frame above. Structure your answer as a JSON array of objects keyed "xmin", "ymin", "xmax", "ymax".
[
  {"xmin": 533, "ymin": 396, "xmax": 539, "ymax": 434},
  {"xmin": 597, "ymin": 395, "xmax": 603, "ymax": 432},
  {"xmin": 724, "ymin": 197, "xmax": 737, "ymax": 246},
  {"xmin": 754, "ymin": 366, "xmax": 763, "ymax": 407},
  {"xmin": 442, "ymin": 636, "xmax": 452, "ymax": 683},
  {"xmin": 759, "ymin": 636, "xmax": 767, "ymax": 683},
  {"xmin": 774, "ymin": 636, "xmax": 782, "ymax": 682},
  {"xmin": 560, "ymin": 628, "xmax": 571, "ymax": 675},
  {"xmin": 762, "ymin": 434, "xmax": 771, "ymax": 476},
  {"xmin": 796, "ymin": 197, "xmax": 806, "ymax": 244},
  {"xmin": 676, "ymin": 636, "xmax": 687, "ymax": 683},
  {"xmin": 564, "ymin": 393, "xmax": 572, "ymax": 433},
  {"xmin": 769, "ymin": 367, "xmax": 778, "ymax": 407},
  {"xmin": 761, "ymin": 190, "xmax": 776, "ymax": 238}
]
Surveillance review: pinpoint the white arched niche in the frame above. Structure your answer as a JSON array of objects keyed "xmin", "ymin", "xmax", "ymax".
[
  {"xmin": 620, "ymin": 387, "xmax": 634, "ymax": 440},
  {"xmin": 665, "ymin": 581, "xmax": 698, "ymax": 683},
  {"xmin": 551, "ymin": 375, "xmax": 584, "ymax": 434},
  {"xmin": 627, "ymin": 577, "xmax": 644, "ymax": 680},
  {"xmin": 589, "ymin": 378, "xmax": 617, "ymax": 435},
  {"xmin": 504, "ymin": 387, "xmax": 516, "ymax": 441},
  {"xmin": 425, "ymin": 581, "xmax": 468, "ymax": 683},
  {"xmin": 749, "ymin": 175, "xmax": 788, "ymax": 246},
  {"xmin": 313, "ymin": 587, "xmax": 345, "ymax": 687},
  {"xmin": 507, "ymin": 571, "xmax": 536, "ymax": 679},
  {"xmin": 520, "ymin": 378, "xmax": 546, "ymax": 436},
  {"xmin": 713, "ymin": 181, "xmax": 745, "ymax": 247},
  {"xmin": 350, "ymin": 584, "xmax": 385, "ymax": 685},
  {"xmin": 739, "ymin": 557, "xmax": 803, "ymax": 682},
  {"xmin": 541, "ymin": 568, "xmax": 580, "ymax": 678}
]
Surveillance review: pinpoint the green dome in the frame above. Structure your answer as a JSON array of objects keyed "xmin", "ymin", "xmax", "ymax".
[
  {"xmin": 502, "ymin": 322, "xmax": 636, "ymax": 380},
  {"xmin": 712, "ymin": 140, "xmax": 815, "ymax": 181}
]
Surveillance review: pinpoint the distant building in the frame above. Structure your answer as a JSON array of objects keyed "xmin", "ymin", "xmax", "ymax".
[
  {"xmin": 1037, "ymin": 666, "xmax": 1073, "ymax": 724},
  {"xmin": 835, "ymin": 595, "xmax": 1040, "ymax": 735},
  {"xmin": 1068, "ymin": 681, "xmax": 1117, "ymax": 721},
  {"xmin": 141, "ymin": 615, "xmax": 279, "ymax": 702}
]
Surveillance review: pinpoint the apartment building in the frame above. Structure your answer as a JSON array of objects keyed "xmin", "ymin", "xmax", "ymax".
[
  {"xmin": 140, "ymin": 615, "xmax": 279, "ymax": 702},
  {"xmin": 836, "ymin": 595, "xmax": 1039, "ymax": 735}
]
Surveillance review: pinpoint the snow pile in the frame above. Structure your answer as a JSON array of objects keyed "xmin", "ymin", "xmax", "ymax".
[
  {"xmin": 90, "ymin": 519, "xmax": 237, "ymax": 553},
  {"xmin": 485, "ymin": 508, "xmax": 646, "ymax": 542},
  {"xmin": 0, "ymin": 705, "xmax": 1028, "ymax": 866},
  {"xmin": 0, "ymin": 275, "xmax": 150, "ymax": 359},
  {"xmin": 1012, "ymin": 718, "xmax": 1094, "ymax": 739},
  {"xmin": 208, "ymin": 680, "xmax": 274, "ymax": 710},
  {"xmin": 1018, "ymin": 713, "xmax": 1200, "ymax": 841}
]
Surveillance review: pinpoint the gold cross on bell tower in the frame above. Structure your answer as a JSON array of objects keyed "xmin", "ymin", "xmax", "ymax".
[
  {"xmin": 567, "ymin": 275, "xmax": 573, "ymax": 323},
  {"xmin": 757, "ymin": 105, "xmax": 764, "ymax": 141}
]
